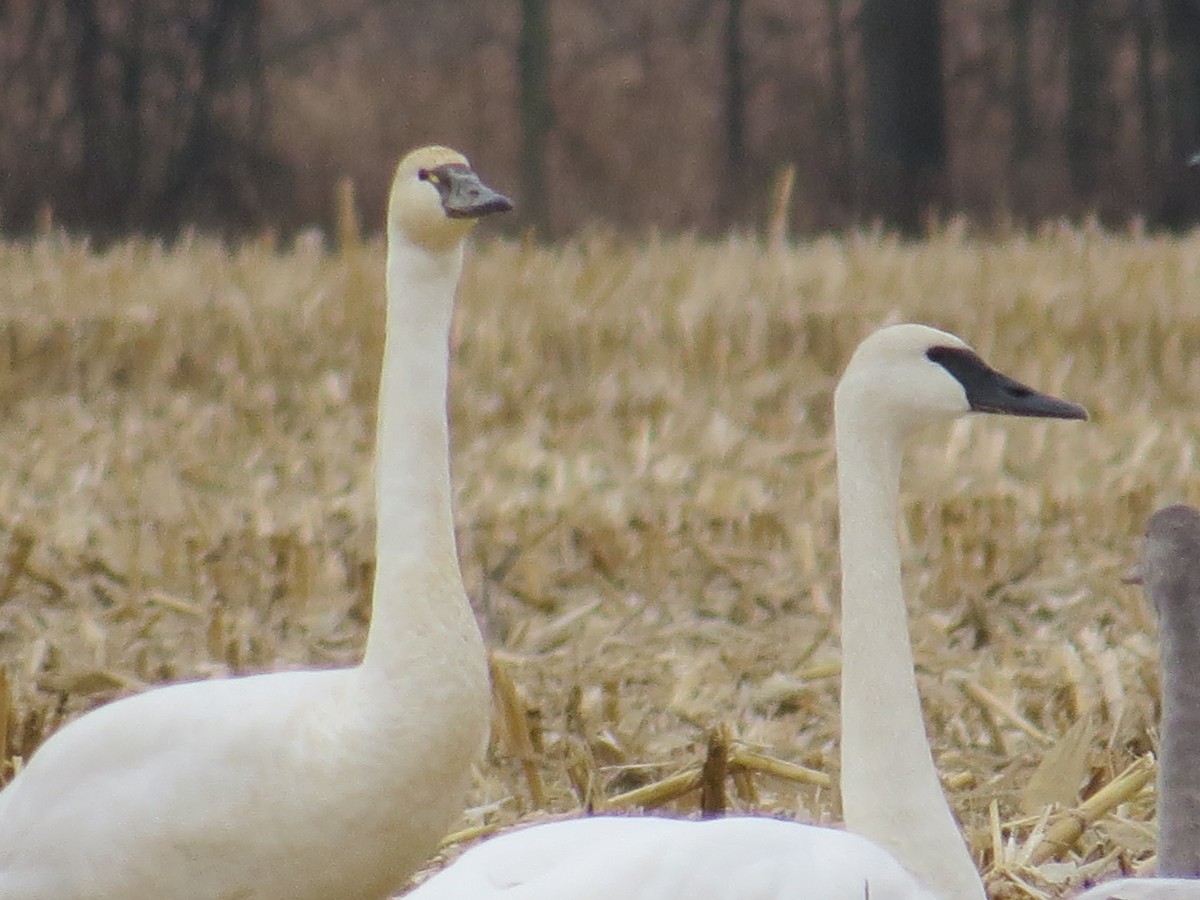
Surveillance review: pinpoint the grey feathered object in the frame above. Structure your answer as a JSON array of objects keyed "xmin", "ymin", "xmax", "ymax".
[{"xmin": 1075, "ymin": 505, "xmax": 1200, "ymax": 898}]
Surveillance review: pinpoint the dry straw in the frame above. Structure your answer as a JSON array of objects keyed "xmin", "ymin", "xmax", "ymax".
[{"xmin": 0, "ymin": 224, "xmax": 1198, "ymax": 895}]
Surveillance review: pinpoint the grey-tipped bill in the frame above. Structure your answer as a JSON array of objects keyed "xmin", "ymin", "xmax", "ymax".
[
  {"xmin": 421, "ymin": 163, "xmax": 513, "ymax": 219},
  {"xmin": 927, "ymin": 345, "xmax": 1088, "ymax": 421}
]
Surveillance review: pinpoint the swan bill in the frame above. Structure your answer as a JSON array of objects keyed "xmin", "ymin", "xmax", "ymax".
[
  {"xmin": 419, "ymin": 163, "xmax": 513, "ymax": 219},
  {"xmin": 926, "ymin": 345, "xmax": 1088, "ymax": 421}
]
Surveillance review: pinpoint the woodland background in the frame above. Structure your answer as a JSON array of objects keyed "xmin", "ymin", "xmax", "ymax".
[
  {"xmin": 2, "ymin": 4, "xmax": 1199, "ymax": 895},
  {"xmin": 4, "ymin": 0, "xmax": 1200, "ymax": 239}
]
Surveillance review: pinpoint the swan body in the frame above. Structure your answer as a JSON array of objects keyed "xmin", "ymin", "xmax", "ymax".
[
  {"xmin": 0, "ymin": 146, "xmax": 511, "ymax": 900},
  {"xmin": 1075, "ymin": 505, "xmax": 1200, "ymax": 899},
  {"xmin": 404, "ymin": 324, "xmax": 1086, "ymax": 900},
  {"xmin": 407, "ymin": 816, "xmax": 938, "ymax": 899},
  {"xmin": 1075, "ymin": 881, "xmax": 1200, "ymax": 899}
]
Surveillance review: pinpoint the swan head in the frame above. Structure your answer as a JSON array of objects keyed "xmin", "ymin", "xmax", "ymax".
[
  {"xmin": 1129, "ymin": 504, "xmax": 1200, "ymax": 618},
  {"xmin": 836, "ymin": 324, "xmax": 1088, "ymax": 434},
  {"xmin": 388, "ymin": 146, "xmax": 512, "ymax": 253}
]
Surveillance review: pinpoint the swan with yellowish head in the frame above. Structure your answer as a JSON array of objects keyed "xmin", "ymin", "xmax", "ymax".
[{"xmin": 0, "ymin": 145, "xmax": 510, "ymax": 900}]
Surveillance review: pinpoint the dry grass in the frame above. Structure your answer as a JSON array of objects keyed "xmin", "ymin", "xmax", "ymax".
[{"xmin": 1, "ymin": 224, "xmax": 1199, "ymax": 896}]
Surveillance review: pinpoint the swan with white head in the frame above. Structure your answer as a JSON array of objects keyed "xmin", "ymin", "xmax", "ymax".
[
  {"xmin": 403, "ymin": 323, "xmax": 1087, "ymax": 900},
  {"xmin": 0, "ymin": 146, "xmax": 511, "ymax": 900},
  {"xmin": 1075, "ymin": 505, "xmax": 1200, "ymax": 899}
]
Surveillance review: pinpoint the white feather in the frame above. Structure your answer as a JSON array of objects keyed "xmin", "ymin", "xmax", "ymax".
[
  {"xmin": 404, "ymin": 324, "xmax": 1086, "ymax": 900},
  {"xmin": 0, "ymin": 145, "xmax": 508, "ymax": 900},
  {"xmin": 408, "ymin": 817, "xmax": 937, "ymax": 900}
]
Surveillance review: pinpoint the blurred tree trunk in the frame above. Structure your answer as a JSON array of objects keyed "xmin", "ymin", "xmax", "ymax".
[
  {"xmin": 825, "ymin": 0, "xmax": 857, "ymax": 216},
  {"xmin": 1007, "ymin": 0, "xmax": 1036, "ymax": 217},
  {"xmin": 116, "ymin": 4, "xmax": 147, "ymax": 221},
  {"xmin": 65, "ymin": 0, "xmax": 154, "ymax": 227},
  {"xmin": 63, "ymin": 0, "xmax": 105, "ymax": 219},
  {"xmin": 518, "ymin": 0, "xmax": 553, "ymax": 238},
  {"xmin": 724, "ymin": 0, "xmax": 746, "ymax": 169},
  {"xmin": 4, "ymin": 0, "xmax": 274, "ymax": 237},
  {"xmin": 1154, "ymin": 0, "xmax": 1200, "ymax": 226},
  {"xmin": 860, "ymin": 0, "xmax": 946, "ymax": 233},
  {"xmin": 721, "ymin": 0, "xmax": 747, "ymax": 220},
  {"xmin": 1163, "ymin": 0, "xmax": 1200, "ymax": 164},
  {"xmin": 1064, "ymin": 0, "xmax": 1106, "ymax": 201},
  {"xmin": 1135, "ymin": 3, "xmax": 1161, "ymax": 175},
  {"xmin": 155, "ymin": 0, "xmax": 269, "ymax": 233},
  {"xmin": 1009, "ymin": 0, "xmax": 1034, "ymax": 166}
]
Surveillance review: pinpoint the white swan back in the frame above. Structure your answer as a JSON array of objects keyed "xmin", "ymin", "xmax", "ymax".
[
  {"xmin": 1075, "ymin": 878, "xmax": 1200, "ymax": 898},
  {"xmin": 407, "ymin": 817, "xmax": 938, "ymax": 900}
]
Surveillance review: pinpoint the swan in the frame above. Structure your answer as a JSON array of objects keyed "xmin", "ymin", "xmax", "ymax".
[
  {"xmin": 404, "ymin": 323, "xmax": 1087, "ymax": 900},
  {"xmin": 0, "ymin": 146, "xmax": 511, "ymax": 900},
  {"xmin": 409, "ymin": 815, "xmax": 938, "ymax": 899},
  {"xmin": 1074, "ymin": 505, "xmax": 1200, "ymax": 899}
]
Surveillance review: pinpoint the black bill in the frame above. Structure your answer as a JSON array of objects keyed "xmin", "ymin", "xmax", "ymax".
[{"xmin": 927, "ymin": 345, "xmax": 1088, "ymax": 421}]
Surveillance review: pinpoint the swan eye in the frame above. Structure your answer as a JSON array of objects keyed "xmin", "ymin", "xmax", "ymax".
[{"xmin": 418, "ymin": 169, "xmax": 442, "ymax": 186}]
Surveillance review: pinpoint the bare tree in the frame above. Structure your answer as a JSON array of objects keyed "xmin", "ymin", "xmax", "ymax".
[
  {"xmin": 1135, "ymin": 2, "xmax": 1162, "ymax": 176},
  {"xmin": 860, "ymin": 0, "xmax": 947, "ymax": 232},
  {"xmin": 0, "ymin": 0, "xmax": 277, "ymax": 237},
  {"xmin": 1163, "ymin": 0, "xmax": 1200, "ymax": 165},
  {"xmin": 1008, "ymin": 0, "xmax": 1035, "ymax": 169},
  {"xmin": 8, "ymin": 0, "xmax": 1200, "ymax": 237},
  {"xmin": 826, "ymin": 0, "xmax": 857, "ymax": 215},
  {"xmin": 518, "ymin": 0, "xmax": 553, "ymax": 237},
  {"xmin": 723, "ymin": 0, "xmax": 747, "ymax": 188},
  {"xmin": 1063, "ymin": 0, "xmax": 1111, "ymax": 202}
]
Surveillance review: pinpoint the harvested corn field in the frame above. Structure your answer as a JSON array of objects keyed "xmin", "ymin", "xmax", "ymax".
[{"xmin": 0, "ymin": 225, "xmax": 1197, "ymax": 897}]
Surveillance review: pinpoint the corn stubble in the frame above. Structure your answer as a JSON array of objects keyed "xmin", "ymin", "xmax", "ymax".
[{"xmin": 0, "ymin": 224, "xmax": 1196, "ymax": 896}]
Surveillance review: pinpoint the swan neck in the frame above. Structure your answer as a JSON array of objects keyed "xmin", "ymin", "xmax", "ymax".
[
  {"xmin": 362, "ymin": 237, "xmax": 474, "ymax": 671},
  {"xmin": 835, "ymin": 402, "xmax": 984, "ymax": 900},
  {"xmin": 1157, "ymin": 606, "xmax": 1200, "ymax": 877}
]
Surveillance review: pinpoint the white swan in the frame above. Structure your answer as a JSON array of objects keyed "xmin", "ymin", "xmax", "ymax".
[
  {"xmin": 1077, "ymin": 883, "xmax": 1200, "ymax": 899},
  {"xmin": 404, "ymin": 323, "xmax": 1087, "ymax": 900},
  {"xmin": 1074, "ymin": 505, "xmax": 1200, "ymax": 899},
  {"xmin": 410, "ymin": 815, "xmax": 939, "ymax": 899},
  {"xmin": 0, "ymin": 146, "xmax": 511, "ymax": 900}
]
